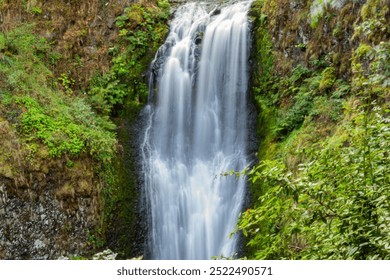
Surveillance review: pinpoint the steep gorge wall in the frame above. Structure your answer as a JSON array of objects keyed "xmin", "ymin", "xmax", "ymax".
[
  {"xmin": 0, "ymin": 106, "xmax": 103, "ymax": 259},
  {"xmin": 249, "ymin": 0, "xmax": 389, "ymax": 159},
  {"xmin": 242, "ymin": 0, "xmax": 389, "ymax": 259},
  {"xmin": 0, "ymin": 0, "xmax": 162, "ymax": 259},
  {"xmin": 252, "ymin": 0, "xmax": 389, "ymax": 77},
  {"xmin": 0, "ymin": 0, "xmax": 135, "ymax": 89}
]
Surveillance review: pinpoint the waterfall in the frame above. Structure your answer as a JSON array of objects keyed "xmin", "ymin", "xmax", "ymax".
[{"xmin": 141, "ymin": 0, "xmax": 252, "ymax": 260}]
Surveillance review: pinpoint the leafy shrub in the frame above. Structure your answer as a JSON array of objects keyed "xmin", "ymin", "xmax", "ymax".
[
  {"xmin": 88, "ymin": 1, "xmax": 170, "ymax": 114},
  {"xmin": 273, "ymin": 66, "xmax": 321, "ymax": 138},
  {"xmin": 0, "ymin": 25, "xmax": 117, "ymax": 163},
  {"xmin": 239, "ymin": 106, "xmax": 390, "ymax": 259}
]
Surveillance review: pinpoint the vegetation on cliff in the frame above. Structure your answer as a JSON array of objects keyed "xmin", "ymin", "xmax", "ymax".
[
  {"xmin": 88, "ymin": 0, "xmax": 170, "ymax": 115},
  {"xmin": 1, "ymin": 0, "xmax": 388, "ymax": 260},
  {"xmin": 0, "ymin": 25, "xmax": 116, "ymax": 162},
  {"xmin": 0, "ymin": 0, "xmax": 170, "ymax": 258},
  {"xmin": 240, "ymin": 0, "xmax": 389, "ymax": 259}
]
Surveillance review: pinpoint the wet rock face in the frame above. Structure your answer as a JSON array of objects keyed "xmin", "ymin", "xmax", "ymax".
[{"xmin": 0, "ymin": 183, "xmax": 99, "ymax": 259}]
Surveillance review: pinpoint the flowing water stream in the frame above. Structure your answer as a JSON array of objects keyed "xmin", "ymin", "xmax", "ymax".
[{"xmin": 141, "ymin": 0, "xmax": 252, "ymax": 259}]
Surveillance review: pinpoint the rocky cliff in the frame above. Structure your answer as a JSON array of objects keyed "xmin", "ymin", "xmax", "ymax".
[{"xmin": 0, "ymin": 0, "xmax": 168, "ymax": 259}]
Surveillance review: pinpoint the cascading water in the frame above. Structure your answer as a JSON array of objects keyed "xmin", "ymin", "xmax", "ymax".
[{"xmin": 141, "ymin": 1, "xmax": 252, "ymax": 260}]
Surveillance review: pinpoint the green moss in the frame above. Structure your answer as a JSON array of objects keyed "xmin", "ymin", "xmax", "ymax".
[
  {"xmin": 103, "ymin": 110, "xmax": 141, "ymax": 258},
  {"xmin": 0, "ymin": 161, "xmax": 13, "ymax": 178},
  {"xmin": 354, "ymin": 0, "xmax": 388, "ymax": 43},
  {"xmin": 249, "ymin": 0, "xmax": 274, "ymax": 95},
  {"xmin": 351, "ymin": 41, "xmax": 389, "ymax": 101},
  {"xmin": 361, "ymin": 0, "xmax": 389, "ymax": 21},
  {"xmin": 355, "ymin": 44, "xmax": 372, "ymax": 58},
  {"xmin": 30, "ymin": 6, "xmax": 42, "ymax": 15},
  {"xmin": 332, "ymin": 23, "xmax": 342, "ymax": 38},
  {"xmin": 126, "ymin": 5, "xmax": 144, "ymax": 26},
  {"xmin": 319, "ymin": 67, "xmax": 336, "ymax": 92},
  {"xmin": 255, "ymin": 97, "xmax": 277, "ymax": 160}
]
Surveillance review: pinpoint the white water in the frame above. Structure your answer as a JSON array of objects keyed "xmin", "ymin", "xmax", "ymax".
[{"xmin": 141, "ymin": 1, "xmax": 252, "ymax": 260}]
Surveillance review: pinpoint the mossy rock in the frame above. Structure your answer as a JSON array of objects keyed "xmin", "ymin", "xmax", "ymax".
[{"xmin": 319, "ymin": 67, "xmax": 336, "ymax": 92}]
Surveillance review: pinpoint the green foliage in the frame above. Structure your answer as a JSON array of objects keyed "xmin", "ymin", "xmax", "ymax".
[
  {"xmin": 48, "ymin": 51, "xmax": 62, "ymax": 66},
  {"xmin": 58, "ymin": 73, "xmax": 75, "ymax": 94},
  {"xmin": 87, "ymin": 228, "xmax": 106, "ymax": 249},
  {"xmin": 245, "ymin": 0, "xmax": 390, "ymax": 261},
  {"xmin": 310, "ymin": 95, "xmax": 342, "ymax": 122},
  {"xmin": 0, "ymin": 24, "xmax": 51, "ymax": 92},
  {"xmin": 249, "ymin": 1, "xmax": 273, "ymax": 97},
  {"xmin": 276, "ymin": 89, "xmax": 313, "ymax": 137},
  {"xmin": 89, "ymin": 1, "xmax": 170, "ymax": 114},
  {"xmin": 15, "ymin": 95, "xmax": 116, "ymax": 161},
  {"xmin": 30, "ymin": 6, "xmax": 42, "ymax": 15},
  {"xmin": 271, "ymin": 65, "xmax": 319, "ymax": 138},
  {"xmin": 0, "ymin": 24, "xmax": 117, "ymax": 163},
  {"xmin": 319, "ymin": 67, "xmax": 335, "ymax": 92},
  {"xmin": 239, "ymin": 105, "xmax": 390, "ymax": 259},
  {"xmin": 256, "ymin": 63, "xmax": 346, "ymax": 140},
  {"xmin": 352, "ymin": 41, "xmax": 390, "ymax": 101},
  {"xmin": 355, "ymin": 0, "xmax": 388, "ymax": 43},
  {"xmin": 0, "ymin": 91, "xmax": 13, "ymax": 106},
  {"xmin": 101, "ymin": 119, "xmax": 141, "ymax": 259}
]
